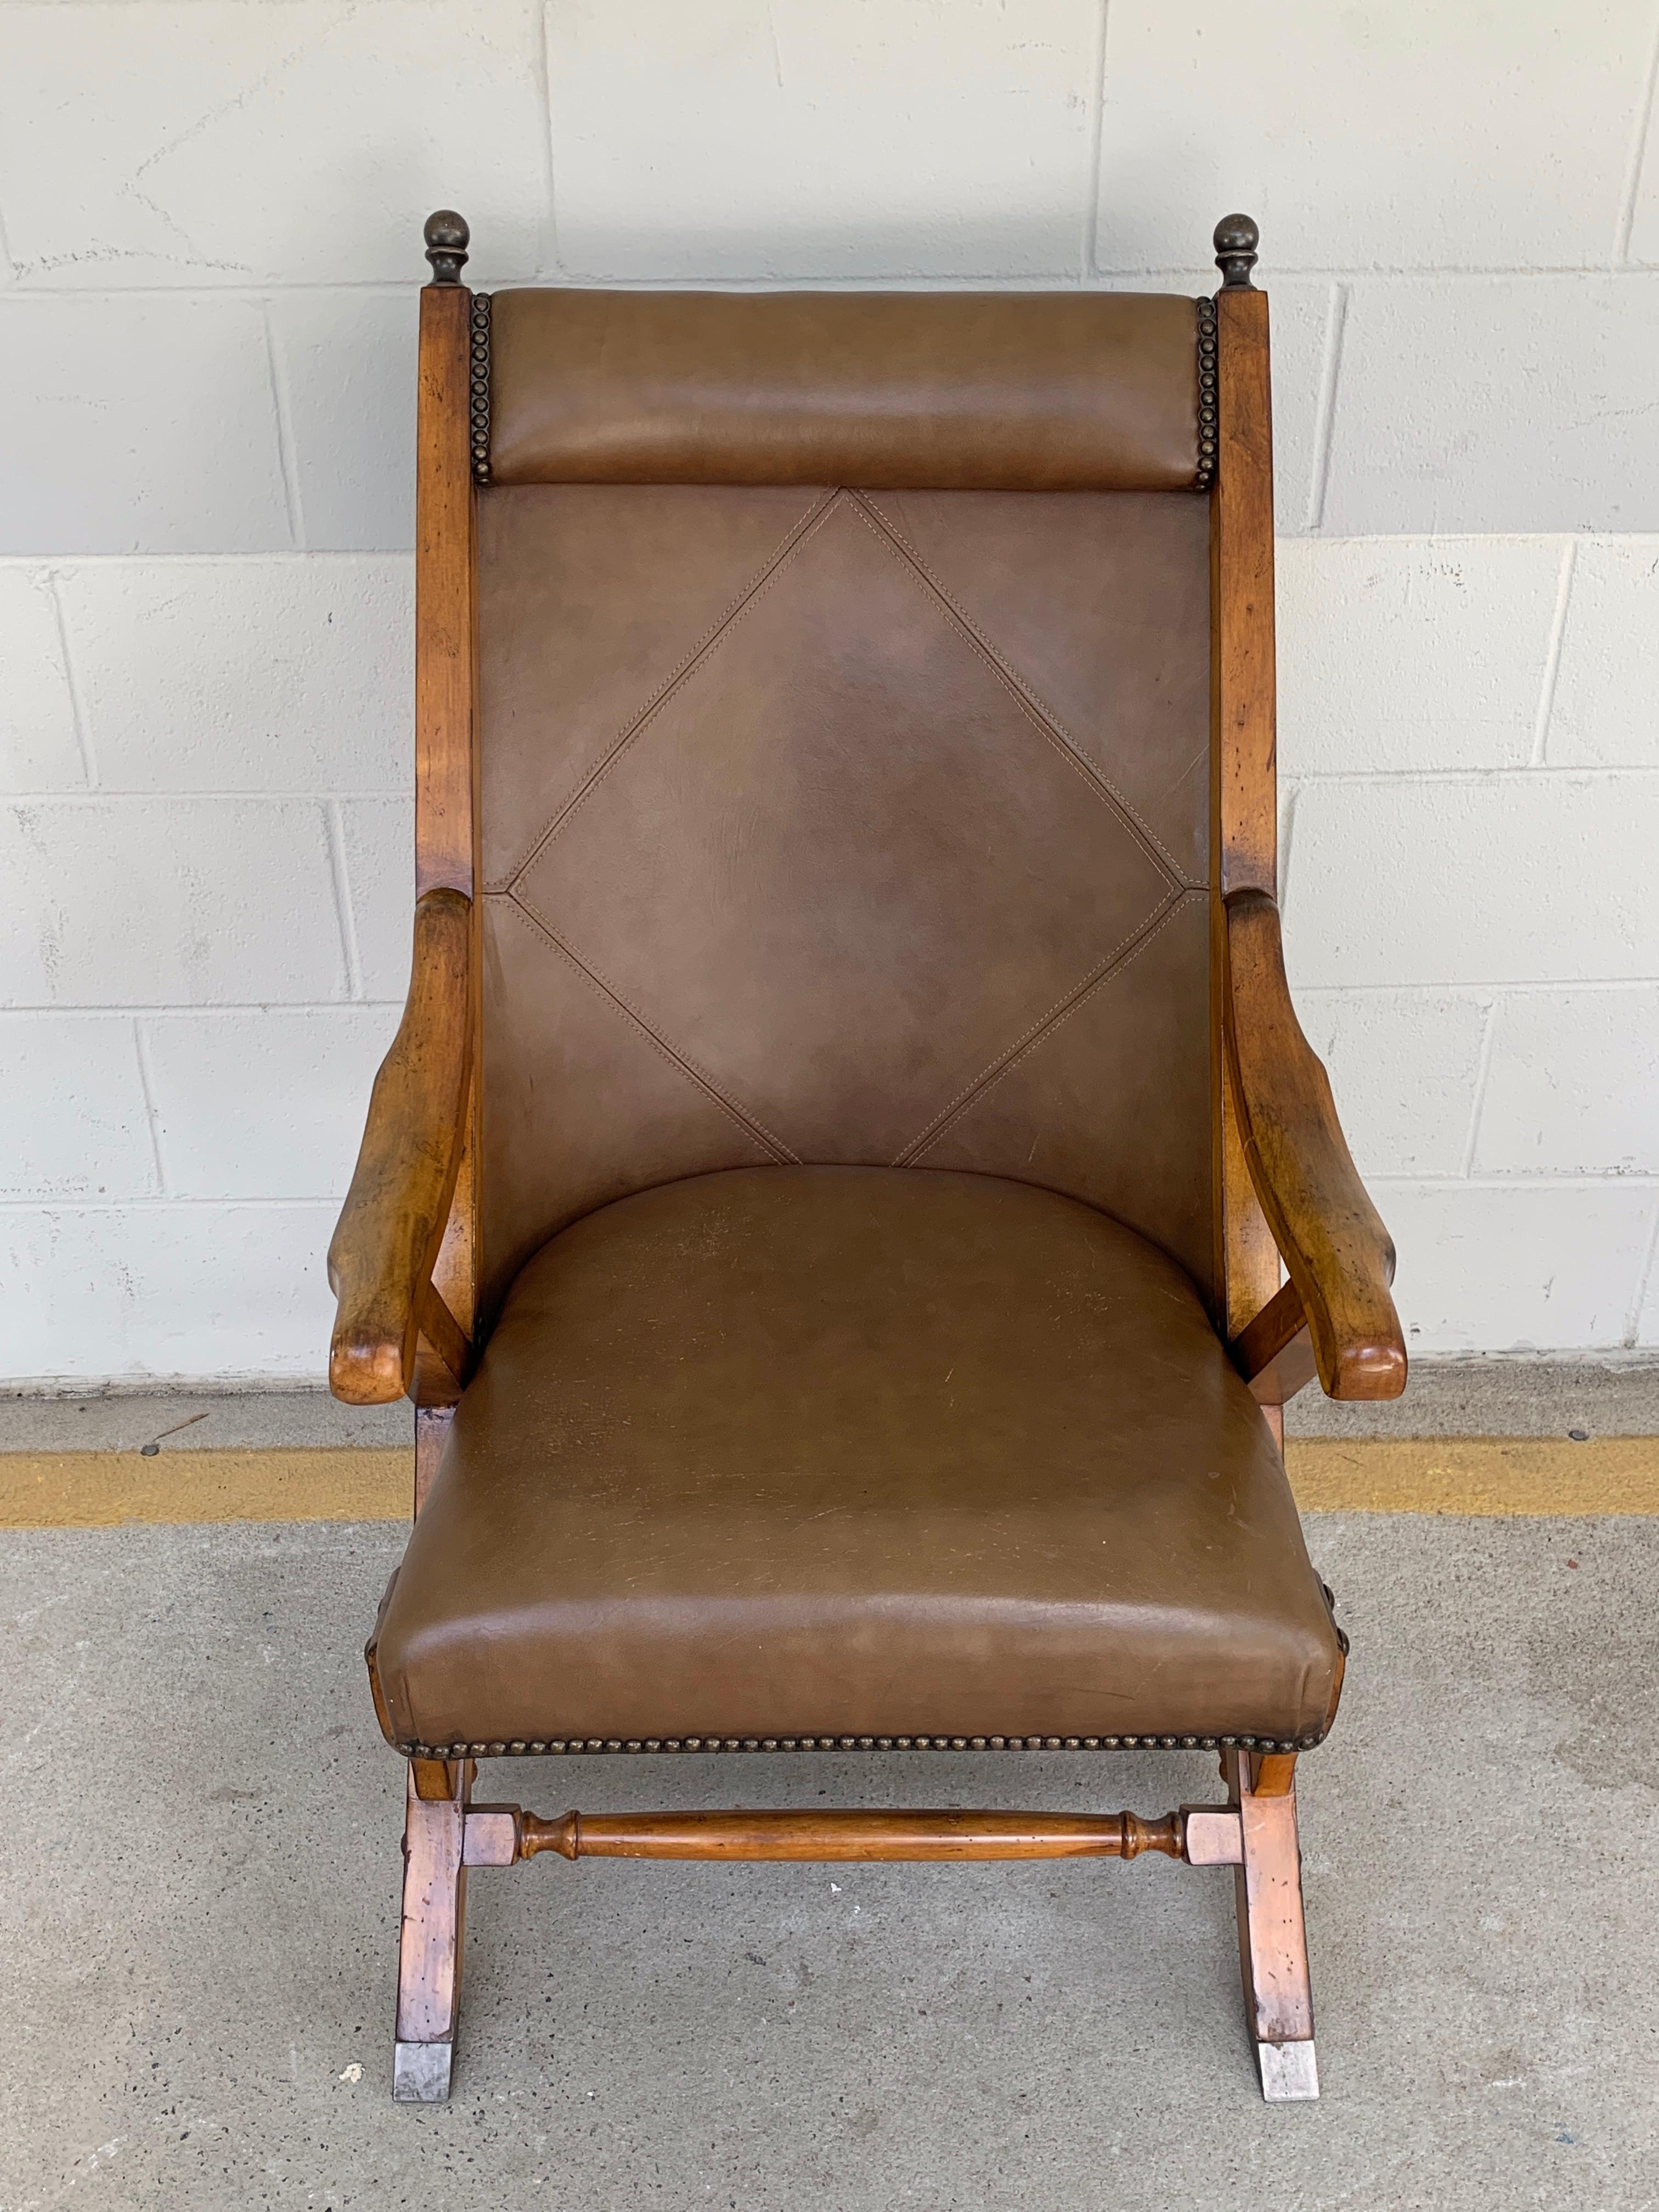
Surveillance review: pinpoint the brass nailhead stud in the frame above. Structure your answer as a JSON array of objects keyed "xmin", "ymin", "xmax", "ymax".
[
  {"xmin": 469, "ymin": 292, "xmax": 492, "ymax": 482},
  {"xmin": 1193, "ymin": 296, "xmax": 1220, "ymax": 493}
]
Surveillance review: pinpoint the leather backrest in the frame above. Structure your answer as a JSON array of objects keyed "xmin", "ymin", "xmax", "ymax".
[
  {"xmin": 488, "ymin": 290, "xmax": 1203, "ymax": 491},
  {"xmin": 476, "ymin": 480, "xmax": 1214, "ymax": 1321}
]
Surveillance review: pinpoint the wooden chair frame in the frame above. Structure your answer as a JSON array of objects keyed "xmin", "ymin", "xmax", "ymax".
[{"xmin": 328, "ymin": 212, "xmax": 1405, "ymax": 2105}]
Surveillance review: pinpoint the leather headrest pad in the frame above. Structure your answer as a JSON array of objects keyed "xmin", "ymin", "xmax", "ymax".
[{"xmin": 487, "ymin": 289, "xmax": 1201, "ymax": 492}]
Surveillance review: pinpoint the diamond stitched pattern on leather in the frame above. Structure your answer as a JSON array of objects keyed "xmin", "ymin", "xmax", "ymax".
[{"xmin": 501, "ymin": 489, "xmax": 1185, "ymax": 1170}]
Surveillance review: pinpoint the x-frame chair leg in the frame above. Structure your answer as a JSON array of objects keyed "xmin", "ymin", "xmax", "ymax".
[
  {"xmin": 381, "ymin": 1756, "xmax": 1318, "ymax": 2103},
  {"xmin": 392, "ymin": 1758, "xmax": 473, "ymax": 2102},
  {"xmin": 1225, "ymin": 1748, "xmax": 1318, "ymax": 2101}
]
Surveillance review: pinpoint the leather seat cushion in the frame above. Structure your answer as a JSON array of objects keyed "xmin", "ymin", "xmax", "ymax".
[{"xmin": 371, "ymin": 1168, "xmax": 1341, "ymax": 1751}]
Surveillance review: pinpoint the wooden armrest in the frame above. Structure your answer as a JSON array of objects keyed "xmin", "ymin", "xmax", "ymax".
[
  {"xmin": 328, "ymin": 888, "xmax": 473, "ymax": 1405},
  {"xmin": 1223, "ymin": 888, "xmax": 1406, "ymax": 1401}
]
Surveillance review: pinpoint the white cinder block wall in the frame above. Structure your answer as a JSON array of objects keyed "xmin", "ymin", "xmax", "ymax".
[{"xmin": 3, "ymin": 2, "xmax": 1657, "ymax": 1382}]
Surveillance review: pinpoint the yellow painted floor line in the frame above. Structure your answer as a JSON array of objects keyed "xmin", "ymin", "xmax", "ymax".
[
  {"xmin": 0, "ymin": 1448, "xmax": 413, "ymax": 1528},
  {"xmin": 0, "ymin": 1436, "xmax": 1656, "ymax": 1528},
  {"xmin": 1288, "ymin": 1435, "xmax": 1659, "ymax": 1515}
]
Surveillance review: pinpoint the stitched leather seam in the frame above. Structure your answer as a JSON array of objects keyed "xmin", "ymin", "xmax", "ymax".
[
  {"xmin": 496, "ymin": 891, "xmax": 799, "ymax": 1164},
  {"xmin": 854, "ymin": 492, "xmax": 1201, "ymax": 890},
  {"xmin": 901, "ymin": 890, "xmax": 1202, "ymax": 1165},
  {"xmin": 494, "ymin": 488, "xmax": 842, "ymax": 894},
  {"xmin": 891, "ymin": 888, "xmax": 1186, "ymax": 1164},
  {"xmin": 505, "ymin": 489, "xmax": 854, "ymax": 885},
  {"xmin": 495, "ymin": 487, "xmax": 1196, "ymax": 1169}
]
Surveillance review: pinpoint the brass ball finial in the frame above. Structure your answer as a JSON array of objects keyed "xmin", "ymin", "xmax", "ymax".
[
  {"xmin": 424, "ymin": 210, "xmax": 470, "ymax": 285},
  {"xmin": 1214, "ymin": 213, "xmax": 1259, "ymax": 289}
]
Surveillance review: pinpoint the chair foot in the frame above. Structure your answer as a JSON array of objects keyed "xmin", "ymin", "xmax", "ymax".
[
  {"xmin": 392, "ymin": 1760, "xmax": 471, "ymax": 2103},
  {"xmin": 393, "ymin": 2037, "xmax": 454, "ymax": 2103},
  {"xmin": 1257, "ymin": 2038, "xmax": 1319, "ymax": 2102},
  {"xmin": 1227, "ymin": 1751, "xmax": 1318, "ymax": 2100}
]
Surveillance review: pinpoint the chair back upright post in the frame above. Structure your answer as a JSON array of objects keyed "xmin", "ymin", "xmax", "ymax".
[
  {"xmin": 1209, "ymin": 215, "xmax": 1282, "ymax": 1346},
  {"xmin": 412, "ymin": 211, "xmax": 483, "ymax": 1496}
]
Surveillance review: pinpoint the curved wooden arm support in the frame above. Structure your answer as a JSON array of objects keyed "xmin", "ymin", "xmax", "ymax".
[
  {"xmin": 1223, "ymin": 889, "xmax": 1406, "ymax": 1400},
  {"xmin": 1232, "ymin": 1278, "xmax": 1318, "ymax": 1405},
  {"xmin": 328, "ymin": 887, "xmax": 474, "ymax": 1404}
]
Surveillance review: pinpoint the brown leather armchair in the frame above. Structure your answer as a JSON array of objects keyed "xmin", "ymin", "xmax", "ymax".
[{"xmin": 329, "ymin": 209, "xmax": 1404, "ymax": 2107}]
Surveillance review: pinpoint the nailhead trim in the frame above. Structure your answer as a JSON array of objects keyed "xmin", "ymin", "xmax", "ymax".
[
  {"xmin": 469, "ymin": 293, "xmax": 492, "ymax": 483},
  {"xmin": 1193, "ymin": 296, "xmax": 1218, "ymax": 493},
  {"xmin": 402, "ymin": 1728, "xmax": 1326, "ymax": 1759}
]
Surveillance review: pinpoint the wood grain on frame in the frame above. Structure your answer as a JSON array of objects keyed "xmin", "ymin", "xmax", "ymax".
[
  {"xmin": 415, "ymin": 279, "xmax": 481, "ymax": 1361},
  {"xmin": 1210, "ymin": 283, "xmax": 1280, "ymax": 1339}
]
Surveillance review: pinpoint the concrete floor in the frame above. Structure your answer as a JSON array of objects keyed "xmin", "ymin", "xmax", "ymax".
[
  {"xmin": 1284, "ymin": 1355, "xmax": 1659, "ymax": 1441},
  {"xmin": 0, "ymin": 1385, "xmax": 410, "ymax": 1453},
  {"xmin": 8, "ymin": 1353, "xmax": 1659, "ymax": 1454},
  {"xmin": 4, "ymin": 1510, "xmax": 1657, "ymax": 2209}
]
